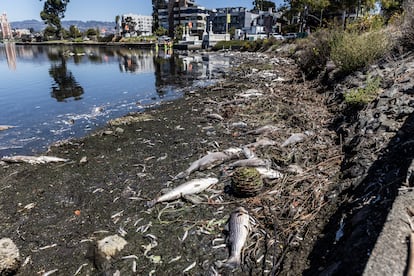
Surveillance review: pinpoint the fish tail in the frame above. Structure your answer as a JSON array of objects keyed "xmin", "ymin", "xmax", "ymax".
[
  {"xmin": 175, "ymin": 171, "xmax": 187, "ymax": 179},
  {"xmin": 146, "ymin": 199, "xmax": 157, "ymax": 208},
  {"xmin": 223, "ymin": 256, "xmax": 240, "ymax": 269}
]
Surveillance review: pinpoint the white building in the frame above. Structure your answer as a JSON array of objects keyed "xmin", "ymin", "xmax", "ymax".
[
  {"xmin": 121, "ymin": 14, "xmax": 153, "ymax": 37},
  {"xmin": 0, "ymin": 12, "xmax": 13, "ymax": 40}
]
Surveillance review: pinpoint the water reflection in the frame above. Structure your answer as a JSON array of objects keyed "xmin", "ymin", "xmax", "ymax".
[
  {"xmin": 118, "ymin": 49, "xmax": 155, "ymax": 73},
  {"xmin": 49, "ymin": 57, "xmax": 84, "ymax": 102},
  {"xmin": 3, "ymin": 42, "xmax": 16, "ymax": 70},
  {"xmin": 0, "ymin": 44, "xmax": 231, "ymax": 156}
]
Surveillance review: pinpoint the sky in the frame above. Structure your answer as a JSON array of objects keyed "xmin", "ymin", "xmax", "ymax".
[{"xmin": 1, "ymin": 0, "xmax": 285, "ymax": 22}]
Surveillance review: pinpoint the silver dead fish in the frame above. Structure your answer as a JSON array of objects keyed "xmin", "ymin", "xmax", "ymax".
[
  {"xmin": 228, "ymin": 157, "xmax": 270, "ymax": 168},
  {"xmin": 281, "ymin": 131, "xmax": 314, "ymax": 147},
  {"xmin": 0, "ymin": 125, "xmax": 15, "ymax": 131},
  {"xmin": 245, "ymin": 138, "xmax": 276, "ymax": 149},
  {"xmin": 176, "ymin": 148, "xmax": 242, "ymax": 179},
  {"xmin": 147, "ymin": 177, "xmax": 219, "ymax": 207},
  {"xmin": 224, "ymin": 207, "xmax": 250, "ymax": 269},
  {"xmin": 255, "ymin": 167, "xmax": 283, "ymax": 180},
  {"xmin": 246, "ymin": 125, "xmax": 280, "ymax": 135},
  {"xmin": 1, "ymin": 155, "xmax": 69, "ymax": 164}
]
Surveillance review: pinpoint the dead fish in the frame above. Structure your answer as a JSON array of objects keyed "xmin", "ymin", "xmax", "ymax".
[
  {"xmin": 207, "ymin": 113, "xmax": 224, "ymax": 121},
  {"xmin": 224, "ymin": 207, "xmax": 250, "ymax": 269},
  {"xmin": 238, "ymin": 89, "xmax": 263, "ymax": 98},
  {"xmin": 228, "ymin": 158, "xmax": 270, "ymax": 168},
  {"xmin": 255, "ymin": 167, "xmax": 283, "ymax": 180},
  {"xmin": 242, "ymin": 147, "xmax": 255, "ymax": 159},
  {"xmin": 1, "ymin": 155, "xmax": 69, "ymax": 164},
  {"xmin": 230, "ymin": 122, "xmax": 248, "ymax": 129},
  {"xmin": 245, "ymin": 138, "xmax": 276, "ymax": 149},
  {"xmin": 147, "ymin": 177, "xmax": 219, "ymax": 207},
  {"xmin": 246, "ymin": 125, "xmax": 280, "ymax": 135},
  {"xmin": 176, "ymin": 148, "xmax": 242, "ymax": 179},
  {"xmin": 0, "ymin": 125, "xmax": 15, "ymax": 131},
  {"xmin": 281, "ymin": 131, "xmax": 314, "ymax": 147}
]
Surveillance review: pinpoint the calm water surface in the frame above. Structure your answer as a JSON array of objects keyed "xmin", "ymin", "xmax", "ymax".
[{"xmin": 0, "ymin": 43, "xmax": 230, "ymax": 156}]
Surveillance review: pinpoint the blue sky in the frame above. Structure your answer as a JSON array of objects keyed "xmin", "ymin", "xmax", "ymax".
[{"xmin": 2, "ymin": 0, "xmax": 285, "ymax": 22}]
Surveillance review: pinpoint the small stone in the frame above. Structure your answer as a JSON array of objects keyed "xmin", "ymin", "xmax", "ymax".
[
  {"xmin": 97, "ymin": 235, "xmax": 127, "ymax": 260},
  {"xmin": 80, "ymin": 156, "xmax": 88, "ymax": 164},
  {"xmin": 103, "ymin": 130, "xmax": 114, "ymax": 135},
  {"xmin": 115, "ymin": 127, "xmax": 124, "ymax": 134},
  {"xmin": 0, "ymin": 238, "xmax": 20, "ymax": 275}
]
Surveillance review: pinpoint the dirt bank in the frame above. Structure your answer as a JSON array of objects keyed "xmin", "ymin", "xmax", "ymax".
[{"xmin": 0, "ymin": 51, "xmax": 343, "ymax": 275}]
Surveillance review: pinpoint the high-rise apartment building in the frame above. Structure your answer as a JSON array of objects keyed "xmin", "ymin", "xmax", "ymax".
[
  {"xmin": 121, "ymin": 14, "xmax": 153, "ymax": 37},
  {"xmin": 0, "ymin": 12, "xmax": 13, "ymax": 40},
  {"xmin": 158, "ymin": 0, "xmax": 208, "ymax": 37}
]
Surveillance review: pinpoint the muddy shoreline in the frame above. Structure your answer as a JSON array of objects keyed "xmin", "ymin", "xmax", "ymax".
[{"xmin": 1, "ymin": 50, "xmax": 343, "ymax": 275}]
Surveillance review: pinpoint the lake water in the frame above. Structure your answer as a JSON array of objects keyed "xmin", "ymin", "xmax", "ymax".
[{"xmin": 0, "ymin": 43, "xmax": 230, "ymax": 157}]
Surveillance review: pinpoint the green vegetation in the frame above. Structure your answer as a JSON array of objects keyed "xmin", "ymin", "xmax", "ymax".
[
  {"xmin": 295, "ymin": 29, "xmax": 332, "ymax": 78},
  {"xmin": 296, "ymin": 12, "xmax": 395, "ymax": 79},
  {"xmin": 330, "ymin": 29, "xmax": 391, "ymax": 74},
  {"xmin": 344, "ymin": 76, "xmax": 381, "ymax": 105},
  {"xmin": 69, "ymin": 25, "xmax": 82, "ymax": 39},
  {"xmin": 401, "ymin": 0, "xmax": 414, "ymax": 48},
  {"xmin": 212, "ymin": 40, "xmax": 248, "ymax": 51},
  {"xmin": 154, "ymin": 27, "xmax": 168, "ymax": 37},
  {"xmin": 212, "ymin": 38, "xmax": 282, "ymax": 52},
  {"xmin": 119, "ymin": 36, "xmax": 157, "ymax": 43},
  {"xmin": 40, "ymin": 0, "xmax": 70, "ymax": 40}
]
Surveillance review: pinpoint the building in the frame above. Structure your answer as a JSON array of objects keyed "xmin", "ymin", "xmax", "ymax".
[
  {"xmin": 208, "ymin": 7, "xmax": 250, "ymax": 34},
  {"xmin": 158, "ymin": 0, "xmax": 209, "ymax": 38},
  {"xmin": 207, "ymin": 7, "xmax": 282, "ymax": 40},
  {"xmin": 0, "ymin": 12, "xmax": 13, "ymax": 40},
  {"xmin": 250, "ymin": 9, "xmax": 282, "ymax": 35},
  {"xmin": 121, "ymin": 14, "xmax": 153, "ymax": 37}
]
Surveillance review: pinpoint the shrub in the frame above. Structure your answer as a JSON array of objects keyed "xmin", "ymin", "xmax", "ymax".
[
  {"xmin": 346, "ymin": 14, "xmax": 384, "ymax": 33},
  {"xmin": 401, "ymin": 0, "xmax": 414, "ymax": 48},
  {"xmin": 295, "ymin": 28, "xmax": 333, "ymax": 79},
  {"xmin": 344, "ymin": 75, "xmax": 381, "ymax": 105},
  {"xmin": 330, "ymin": 29, "xmax": 391, "ymax": 73},
  {"xmin": 211, "ymin": 40, "xmax": 247, "ymax": 51}
]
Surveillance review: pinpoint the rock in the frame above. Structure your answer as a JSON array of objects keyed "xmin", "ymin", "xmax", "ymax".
[
  {"xmin": 0, "ymin": 238, "xmax": 20, "ymax": 275},
  {"xmin": 97, "ymin": 235, "xmax": 127, "ymax": 260},
  {"xmin": 115, "ymin": 127, "xmax": 124, "ymax": 134},
  {"xmin": 405, "ymin": 159, "xmax": 414, "ymax": 186}
]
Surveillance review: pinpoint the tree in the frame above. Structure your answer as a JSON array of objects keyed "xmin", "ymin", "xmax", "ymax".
[
  {"xmin": 69, "ymin": 25, "xmax": 81, "ymax": 39},
  {"xmin": 155, "ymin": 26, "xmax": 168, "ymax": 36},
  {"xmin": 253, "ymin": 0, "xmax": 276, "ymax": 11},
  {"xmin": 174, "ymin": 25, "xmax": 184, "ymax": 41},
  {"xmin": 86, "ymin": 28, "xmax": 97, "ymax": 37},
  {"xmin": 39, "ymin": 0, "xmax": 70, "ymax": 40},
  {"xmin": 43, "ymin": 25, "xmax": 57, "ymax": 40},
  {"xmin": 380, "ymin": 0, "xmax": 403, "ymax": 20}
]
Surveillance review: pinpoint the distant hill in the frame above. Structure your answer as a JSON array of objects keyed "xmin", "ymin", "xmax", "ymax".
[{"xmin": 11, "ymin": 20, "xmax": 115, "ymax": 33}]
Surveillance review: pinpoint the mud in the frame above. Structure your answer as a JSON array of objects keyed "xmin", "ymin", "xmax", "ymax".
[{"xmin": 0, "ymin": 51, "xmax": 343, "ymax": 275}]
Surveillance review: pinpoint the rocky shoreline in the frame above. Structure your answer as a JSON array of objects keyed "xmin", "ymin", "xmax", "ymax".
[{"xmin": 0, "ymin": 49, "xmax": 413, "ymax": 275}]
